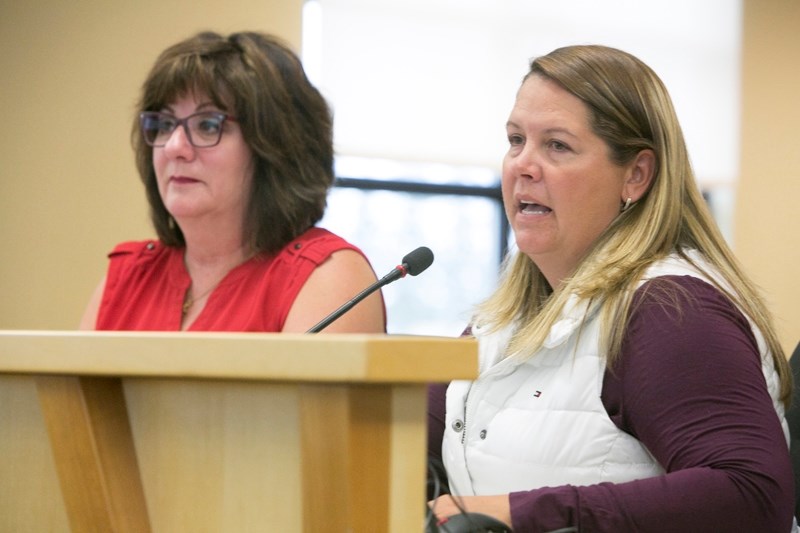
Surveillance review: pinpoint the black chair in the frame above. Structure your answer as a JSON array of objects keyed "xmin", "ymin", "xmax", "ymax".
[{"xmin": 788, "ymin": 341, "xmax": 800, "ymax": 520}]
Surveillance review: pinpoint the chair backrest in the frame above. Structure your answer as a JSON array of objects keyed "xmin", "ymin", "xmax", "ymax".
[{"xmin": 788, "ymin": 341, "xmax": 800, "ymax": 520}]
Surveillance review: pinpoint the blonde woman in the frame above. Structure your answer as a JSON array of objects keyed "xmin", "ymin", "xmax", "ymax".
[{"xmin": 428, "ymin": 45, "xmax": 795, "ymax": 532}]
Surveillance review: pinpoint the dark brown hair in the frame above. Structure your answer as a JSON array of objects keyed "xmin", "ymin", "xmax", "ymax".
[{"xmin": 132, "ymin": 31, "xmax": 334, "ymax": 254}]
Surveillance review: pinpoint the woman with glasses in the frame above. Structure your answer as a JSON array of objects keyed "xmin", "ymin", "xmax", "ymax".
[{"xmin": 79, "ymin": 31, "xmax": 385, "ymax": 333}]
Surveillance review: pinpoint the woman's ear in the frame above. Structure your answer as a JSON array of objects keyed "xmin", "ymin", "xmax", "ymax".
[{"xmin": 622, "ymin": 149, "xmax": 656, "ymax": 203}]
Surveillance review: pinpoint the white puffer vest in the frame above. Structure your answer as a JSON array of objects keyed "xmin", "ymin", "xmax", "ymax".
[{"xmin": 443, "ymin": 251, "xmax": 791, "ymax": 499}]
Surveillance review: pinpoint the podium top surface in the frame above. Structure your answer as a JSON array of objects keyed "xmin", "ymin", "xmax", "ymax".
[{"xmin": 0, "ymin": 330, "xmax": 477, "ymax": 383}]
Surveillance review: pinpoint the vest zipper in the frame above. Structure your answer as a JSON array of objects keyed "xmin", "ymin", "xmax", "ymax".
[{"xmin": 461, "ymin": 381, "xmax": 480, "ymax": 445}]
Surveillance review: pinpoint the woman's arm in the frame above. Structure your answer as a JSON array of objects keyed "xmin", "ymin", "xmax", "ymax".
[
  {"xmin": 282, "ymin": 249, "xmax": 385, "ymax": 333},
  {"xmin": 78, "ymin": 276, "xmax": 106, "ymax": 330},
  {"xmin": 506, "ymin": 276, "xmax": 794, "ymax": 532}
]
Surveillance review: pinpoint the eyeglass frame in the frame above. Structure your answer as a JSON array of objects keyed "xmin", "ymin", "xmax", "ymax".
[{"xmin": 138, "ymin": 111, "xmax": 239, "ymax": 148}]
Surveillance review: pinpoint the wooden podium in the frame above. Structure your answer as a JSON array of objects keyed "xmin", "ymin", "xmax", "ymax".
[{"xmin": 0, "ymin": 331, "xmax": 476, "ymax": 532}]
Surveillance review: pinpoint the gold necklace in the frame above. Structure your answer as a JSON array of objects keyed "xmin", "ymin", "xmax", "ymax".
[
  {"xmin": 182, "ymin": 281, "xmax": 222, "ymax": 317},
  {"xmin": 181, "ymin": 251, "xmax": 256, "ymax": 317}
]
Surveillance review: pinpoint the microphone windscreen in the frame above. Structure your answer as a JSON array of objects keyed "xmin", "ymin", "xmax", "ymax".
[{"xmin": 402, "ymin": 246, "xmax": 434, "ymax": 276}]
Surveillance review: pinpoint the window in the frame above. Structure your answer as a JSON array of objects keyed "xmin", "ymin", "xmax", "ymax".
[{"xmin": 320, "ymin": 157, "xmax": 504, "ymax": 335}]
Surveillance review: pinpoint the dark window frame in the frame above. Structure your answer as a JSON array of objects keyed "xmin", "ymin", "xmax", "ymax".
[{"xmin": 333, "ymin": 176, "xmax": 509, "ymax": 263}]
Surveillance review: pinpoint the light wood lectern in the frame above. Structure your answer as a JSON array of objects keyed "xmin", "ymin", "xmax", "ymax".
[{"xmin": 0, "ymin": 330, "xmax": 476, "ymax": 532}]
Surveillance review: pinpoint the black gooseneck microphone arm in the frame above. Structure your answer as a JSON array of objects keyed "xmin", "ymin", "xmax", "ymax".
[{"xmin": 306, "ymin": 246, "xmax": 434, "ymax": 333}]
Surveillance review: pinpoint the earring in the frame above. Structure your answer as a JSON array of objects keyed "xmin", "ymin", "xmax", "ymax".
[
  {"xmin": 168, "ymin": 216, "xmax": 176, "ymax": 230},
  {"xmin": 621, "ymin": 197, "xmax": 633, "ymax": 212}
]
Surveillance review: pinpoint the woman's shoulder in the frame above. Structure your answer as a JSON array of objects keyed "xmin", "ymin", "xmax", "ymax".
[
  {"xmin": 640, "ymin": 249, "xmax": 716, "ymax": 283},
  {"xmin": 105, "ymin": 239, "xmax": 180, "ymax": 276},
  {"xmin": 633, "ymin": 274, "xmax": 734, "ymax": 314},
  {"xmin": 629, "ymin": 273, "xmax": 758, "ymax": 364},
  {"xmin": 281, "ymin": 227, "xmax": 364, "ymax": 264},
  {"xmin": 634, "ymin": 250, "xmax": 748, "ymax": 323},
  {"xmin": 108, "ymin": 239, "xmax": 170, "ymax": 258}
]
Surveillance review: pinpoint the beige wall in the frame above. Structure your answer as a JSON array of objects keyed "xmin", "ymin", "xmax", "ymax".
[
  {"xmin": 0, "ymin": 0, "xmax": 302, "ymax": 329},
  {"xmin": 738, "ymin": 0, "xmax": 800, "ymax": 356}
]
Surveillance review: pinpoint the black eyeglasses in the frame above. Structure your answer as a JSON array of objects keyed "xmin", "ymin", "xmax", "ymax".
[{"xmin": 139, "ymin": 111, "xmax": 238, "ymax": 148}]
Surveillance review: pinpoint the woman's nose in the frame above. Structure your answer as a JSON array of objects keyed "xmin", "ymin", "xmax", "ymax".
[
  {"xmin": 162, "ymin": 125, "xmax": 195, "ymax": 158},
  {"xmin": 510, "ymin": 145, "xmax": 543, "ymax": 181}
]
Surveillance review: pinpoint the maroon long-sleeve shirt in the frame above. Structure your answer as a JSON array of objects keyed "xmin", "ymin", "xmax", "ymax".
[{"xmin": 428, "ymin": 275, "xmax": 795, "ymax": 532}]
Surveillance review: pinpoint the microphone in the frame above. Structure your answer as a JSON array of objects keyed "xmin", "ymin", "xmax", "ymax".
[{"xmin": 306, "ymin": 246, "xmax": 434, "ymax": 333}]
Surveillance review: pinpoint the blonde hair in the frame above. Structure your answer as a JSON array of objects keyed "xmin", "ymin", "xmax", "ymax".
[{"xmin": 475, "ymin": 45, "xmax": 792, "ymax": 407}]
